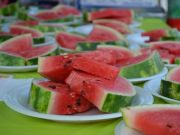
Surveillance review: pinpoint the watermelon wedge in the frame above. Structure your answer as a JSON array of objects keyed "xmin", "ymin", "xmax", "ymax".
[
  {"xmin": 56, "ymin": 32, "xmax": 86, "ymax": 50},
  {"xmin": 93, "ymin": 19, "xmax": 131, "ymax": 34},
  {"xmin": 10, "ymin": 25, "xmax": 44, "ymax": 38},
  {"xmin": 33, "ymin": 10, "xmax": 60, "ymax": 21},
  {"xmin": 66, "ymin": 71, "xmax": 136, "ymax": 113},
  {"xmin": 53, "ymin": 5, "xmax": 80, "ymax": 17},
  {"xmin": 97, "ymin": 45, "xmax": 134, "ymax": 65},
  {"xmin": 84, "ymin": 9, "xmax": 134, "ymax": 22},
  {"xmin": 87, "ymin": 25, "xmax": 126, "ymax": 42},
  {"xmin": 118, "ymin": 51, "xmax": 164, "ymax": 79},
  {"xmin": 0, "ymin": 34, "xmax": 57, "ymax": 62},
  {"xmin": 38, "ymin": 54, "xmax": 75, "ymax": 82},
  {"xmin": 72, "ymin": 56, "xmax": 119, "ymax": 80},
  {"xmin": 121, "ymin": 105, "xmax": 180, "ymax": 135},
  {"xmin": 142, "ymin": 29, "xmax": 168, "ymax": 42},
  {"xmin": 29, "ymin": 79, "xmax": 92, "ymax": 115},
  {"xmin": 166, "ymin": 66, "xmax": 180, "ymax": 83}
]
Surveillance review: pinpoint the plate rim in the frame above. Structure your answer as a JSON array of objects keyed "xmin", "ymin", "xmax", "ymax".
[{"xmin": 4, "ymin": 85, "xmax": 153, "ymax": 122}]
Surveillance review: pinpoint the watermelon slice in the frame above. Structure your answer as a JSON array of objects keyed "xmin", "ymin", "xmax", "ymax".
[
  {"xmin": 121, "ymin": 105, "xmax": 180, "ymax": 135},
  {"xmin": 14, "ymin": 20, "xmax": 39, "ymax": 26},
  {"xmin": 97, "ymin": 45, "xmax": 134, "ymax": 65},
  {"xmin": 93, "ymin": 19, "xmax": 131, "ymax": 34},
  {"xmin": 53, "ymin": 5, "xmax": 80, "ymax": 17},
  {"xmin": 142, "ymin": 29, "xmax": 168, "ymax": 42},
  {"xmin": 38, "ymin": 54, "xmax": 76, "ymax": 82},
  {"xmin": 72, "ymin": 56, "xmax": 119, "ymax": 80},
  {"xmin": 33, "ymin": 10, "xmax": 60, "ymax": 21},
  {"xmin": 56, "ymin": 32, "xmax": 86, "ymax": 50},
  {"xmin": 29, "ymin": 79, "xmax": 92, "ymax": 115},
  {"xmin": 166, "ymin": 66, "xmax": 180, "ymax": 83},
  {"xmin": 66, "ymin": 71, "xmax": 136, "ymax": 113},
  {"xmin": 0, "ymin": 34, "xmax": 57, "ymax": 61},
  {"xmin": 118, "ymin": 51, "xmax": 164, "ymax": 79},
  {"xmin": 10, "ymin": 25, "xmax": 44, "ymax": 38},
  {"xmin": 87, "ymin": 25, "xmax": 126, "ymax": 42},
  {"xmin": 84, "ymin": 9, "xmax": 134, "ymax": 22},
  {"xmin": 150, "ymin": 41, "xmax": 180, "ymax": 55}
]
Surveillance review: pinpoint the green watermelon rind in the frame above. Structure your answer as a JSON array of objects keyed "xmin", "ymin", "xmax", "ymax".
[
  {"xmin": 119, "ymin": 52, "xmax": 164, "ymax": 79},
  {"xmin": 32, "ymin": 25, "xmax": 65, "ymax": 33},
  {"xmin": 160, "ymin": 79, "xmax": 180, "ymax": 101},
  {"xmin": 0, "ymin": 2, "xmax": 20, "ymax": 16},
  {"xmin": 101, "ymin": 92, "xmax": 135, "ymax": 112},
  {"xmin": 175, "ymin": 58, "xmax": 180, "ymax": 64},
  {"xmin": 28, "ymin": 80, "xmax": 52, "ymax": 113},
  {"xmin": 76, "ymin": 41, "xmax": 128, "ymax": 51}
]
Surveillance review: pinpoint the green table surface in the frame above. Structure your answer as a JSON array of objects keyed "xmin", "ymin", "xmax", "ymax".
[{"xmin": 0, "ymin": 18, "xmax": 169, "ymax": 135}]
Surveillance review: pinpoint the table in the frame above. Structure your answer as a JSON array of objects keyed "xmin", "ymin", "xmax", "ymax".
[{"xmin": 0, "ymin": 18, "xmax": 169, "ymax": 135}]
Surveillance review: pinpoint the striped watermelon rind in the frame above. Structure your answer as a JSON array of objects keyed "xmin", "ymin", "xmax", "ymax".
[{"xmin": 119, "ymin": 52, "xmax": 164, "ymax": 78}]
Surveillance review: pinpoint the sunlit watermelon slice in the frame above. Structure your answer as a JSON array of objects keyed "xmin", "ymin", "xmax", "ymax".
[
  {"xmin": 56, "ymin": 32, "xmax": 86, "ymax": 50},
  {"xmin": 93, "ymin": 19, "xmax": 131, "ymax": 34},
  {"xmin": 29, "ymin": 79, "xmax": 92, "ymax": 115},
  {"xmin": 87, "ymin": 25, "xmax": 126, "ymax": 42},
  {"xmin": 10, "ymin": 25, "xmax": 44, "ymax": 38},
  {"xmin": 122, "ymin": 105, "xmax": 180, "ymax": 135}
]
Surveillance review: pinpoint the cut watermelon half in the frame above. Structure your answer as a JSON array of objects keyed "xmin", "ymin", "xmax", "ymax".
[
  {"xmin": 87, "ymin": 25, "xmax": 126, "ymax": 42},
  {"xmin": 0, "ymin": 34, "xmax": 57, "ymax": 60},
  {"xmin": 55, "ymin": 32, "xmax": 86, "ymax": 50},
  {"xmin": 97, "ymin": 45, "xmax": 134, "ymax": 65},
  {"xmin": 72, "ymin": 56, "xmax": 120, "ymax": 80},
  {"xmin": 29, "ymin": 79, "xmax": 92, "ymax": 115},
  {"xmin": 118, "ymin": 51, "xmax": 164, "ymax": 79},
  {"xmin": 121, "ymin": 105, "xmax": 180, "ymax": 135},
  {"xmin": 33, "ymin": 10, "xmax": 60, "ymax": 21},
  {"xmin": 10, "ymin": 25, "xmax": 44, "ymax": 38},
  {"xmin": 66, "ymin": 70, "xmax": 136, "ymax": 113},
  {"xmin": 53, "ymin": 5, "xmax": 80, "ymax": 17},
  {"xmin": 85, "ymin": 9, "xmax": 134, "ymax": 22},
  {"xmin": 93, "ymin": 19, "xmax": 131, "ymax": 34}
]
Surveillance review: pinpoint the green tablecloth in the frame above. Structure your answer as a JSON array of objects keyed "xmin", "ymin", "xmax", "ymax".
[{"xmin": 0, "ymin": 18, "xmax": 169, "ymax": 135}]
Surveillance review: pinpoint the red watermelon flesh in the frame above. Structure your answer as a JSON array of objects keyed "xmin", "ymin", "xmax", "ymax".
[
  {"xmin": 66, "ymin": 70, "xmax": 135, "ymax": 112},
  {"xmin": 122, "ymin": 105, "xmax": 180, "ymax": 135},
  {"xmin": 89, "ymin": 9, "xmax": 133, "ymax": 21},
  {"xmin": 157, "ymin": 49, "xmax": 175, "ymax": 64},
  {"xmin": 72, "ymin": 56, "xmax": 120, "ymax": 80},
  {"xmin": 93, "ymin": 19, "xmax": 131, "ymax": 34},
  {"xmin": 166, "ymin": 67, "xmax": 180, "ymax": 83},
  {"xmin": 38, "ymin": 54, "xmax": 77, "ymax": 82},
  {"xmin": 77, "ymin": 50, "xmax": 116, "ymax": 65},
  {"xmin": 14, "ymin": 20, "xmax": 39, "ymax": 26},
  {"xmin": 56, "ymin": 32, "xmax": 86, "ymax": 49},
  {"xmin": 34, "ymin": 80, "xmax": 92, "ymax": 114},
  {"xmin": 97, "ymin": 45, "xmax": 134, "ymax": 65},
  {"xmin": 0, "ymin": 34, "xmax": 56, "ymax": 60},
  {"xmin": 150, "ymin": 41, "xmax": 180, "ymax": 55},
  {"xmin": 142, "ymin": 29, "xmax": 168, "ymax": 42},
  {"xmin": 33, "ymin": 10, "xmax": 60, "ymax": 21},
  {"xmin": 53, "ymin": 5, "xmax": 80, "ymax": 17},
  {"xmin": 10, "ymin": 25, "xmax": 43, "ymax": 38},
  {"xmin": 87, "ymin": 25, "xmax": 125, "ymax": 42}
]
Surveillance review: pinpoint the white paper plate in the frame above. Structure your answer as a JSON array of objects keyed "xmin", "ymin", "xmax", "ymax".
[
  {"xmin": 115, "ymin": 121, "xmax": 142, "ymax": 135},
  {"xmin": 144, "ymin": 78, "xmax": 180, "ymax": 104},
  {"xmin": 0, "ymin": 65, "xmax": 37, "ymax": 73},
  {"xmin": 4, "ymin": 84, "xmax": 153, "ymax": 122},
  {"xmin": 128, "ymin": 67, "xmax": 168, "ymax": 83},
  {"xmin": 34, "ymin": 36, "xmax": 55, "ymax": 46}
]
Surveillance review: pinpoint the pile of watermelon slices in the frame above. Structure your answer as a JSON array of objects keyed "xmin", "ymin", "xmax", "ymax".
[
  {"xmin": 0, "ymin": 34, "xmax": 57, "ymax": 66},
  {"xmin": 28, "ymin": 50, "xmax": 138, "ymax": 115}
]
